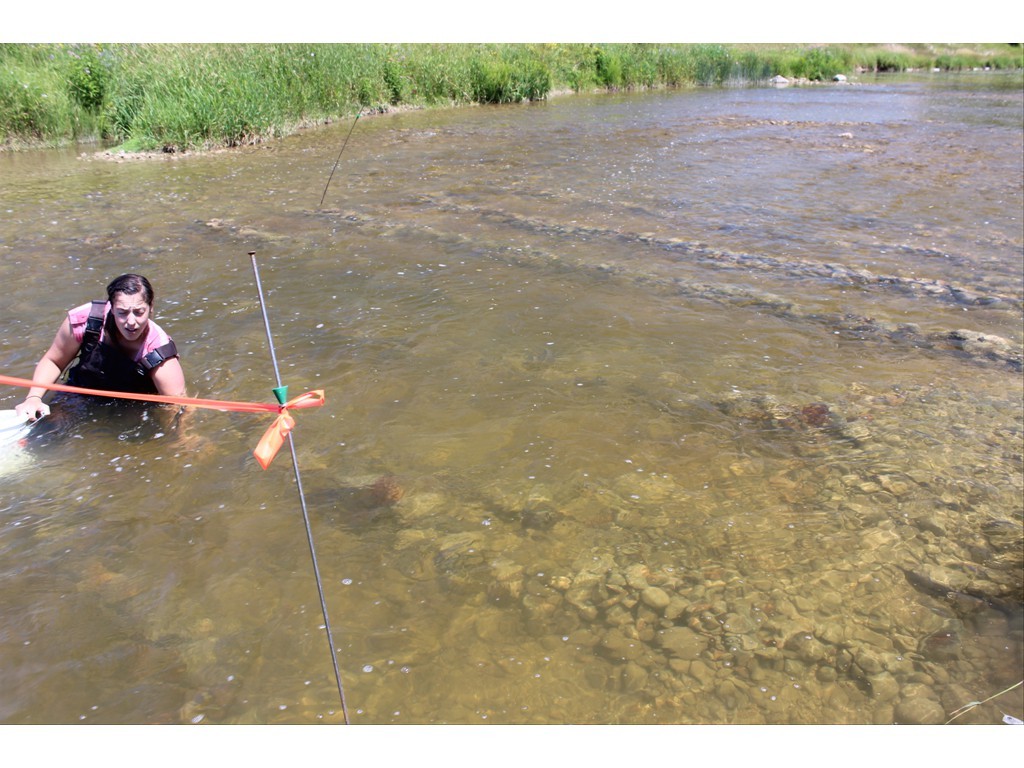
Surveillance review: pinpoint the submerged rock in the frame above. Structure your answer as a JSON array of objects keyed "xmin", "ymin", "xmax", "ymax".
[
  {"xmin": 714, "ymin": 390, "xmax": 853, "ymax": 438},
  {"xmin": 488, "ymin": 557, "xmax": 525, "ymax": 602},
  {"xmin": 894, "ymin": 691, "xmax": 946, "ymax": 725},
  {"xmin": 657, "ymin": 627, "xmax": 707, "ymax": 660},
  {"xmin": 640, "ymin": 586, "xmax": 671, "ymax": 611},
  {"xmin": 941, "ymin": 329, "xmax": 1023, "ymax": 370},
  {"xmin": 308, "ymin": 474, "xmax": 405, "ymax": 517}
]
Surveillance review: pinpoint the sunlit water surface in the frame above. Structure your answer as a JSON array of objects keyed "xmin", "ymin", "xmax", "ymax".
[{"xmin": 1, "ymin": 73, "xmax": 1021, "ymax": 725}]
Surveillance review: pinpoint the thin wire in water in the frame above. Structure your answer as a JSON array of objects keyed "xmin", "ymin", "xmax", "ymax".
[{"xmin": 319, "ymin": 113, "xmax": 360, "ymax": 208}]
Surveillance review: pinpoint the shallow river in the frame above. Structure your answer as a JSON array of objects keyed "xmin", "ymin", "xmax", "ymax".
[{"xmin": 1, "ymin": 73, "xmax": 1022, "ymax": 725}]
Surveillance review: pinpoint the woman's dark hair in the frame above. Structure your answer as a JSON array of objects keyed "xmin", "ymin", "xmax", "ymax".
[{"xmin": 106, "ymin": 274, "xmax": 154, "ymax": 306}]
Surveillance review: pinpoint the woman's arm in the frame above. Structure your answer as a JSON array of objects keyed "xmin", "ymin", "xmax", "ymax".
[
  {"xmin": 150, "ymin": 356, "xmax": 186, "ymax": 398},
  {"xmin": 15, "ymin": 318, "xmax": 81, "ymax": 421},
  {"xmin": 149, "ymin": 356, "xmax": 193, "ymax": 435}
]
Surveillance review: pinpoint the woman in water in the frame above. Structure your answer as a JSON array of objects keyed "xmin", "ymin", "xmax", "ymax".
[{"xmin": 15, "ymin": 273, "xmax": 185, "ymax": 421}]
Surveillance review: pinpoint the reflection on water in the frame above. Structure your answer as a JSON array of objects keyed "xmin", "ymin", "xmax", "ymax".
[{"xmin": 1, "ymin": 73, "xmax": 1021, "ymax": 725}]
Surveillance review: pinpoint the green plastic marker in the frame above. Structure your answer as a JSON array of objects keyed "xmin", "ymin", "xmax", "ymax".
[{"xmin": 273, "ymin": 385, "xmax": 289, "ymax": 405}]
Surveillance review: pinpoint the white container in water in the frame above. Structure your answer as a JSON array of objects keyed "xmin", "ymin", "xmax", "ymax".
[{"xmin": 0, "ymin": 410, "xmax": 40, "ymax": 474}]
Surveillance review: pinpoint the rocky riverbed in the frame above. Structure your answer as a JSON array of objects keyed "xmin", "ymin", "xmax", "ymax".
[{"xmin": 298, "ymin": 373, "xmax": 1023, "ymax": 725}]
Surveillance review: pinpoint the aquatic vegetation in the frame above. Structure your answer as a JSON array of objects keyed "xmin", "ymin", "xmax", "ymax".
[
  {"xmin": 0, "ymin": 53, "xmax": 81, "ymax": 143},
  {"xmin": 1, "ymin": 42, "xmax": 1020, "ymax": 151}
]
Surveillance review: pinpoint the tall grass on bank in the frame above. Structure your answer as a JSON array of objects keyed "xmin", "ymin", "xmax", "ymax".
[{"xmin": 2, "ymin": 42, "xmax": 1021, "ymax": 152}]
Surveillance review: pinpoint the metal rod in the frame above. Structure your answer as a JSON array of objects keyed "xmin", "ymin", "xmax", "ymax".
[
  {"xmin": 319, "ymin": 113, "xmax": 360, "ymax": 208},
  {"xmin": 249, "ymin": 251, "xmax": 350, "ymax": 724}
]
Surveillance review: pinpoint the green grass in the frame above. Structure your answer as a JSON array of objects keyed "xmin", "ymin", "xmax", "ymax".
[{"xmin": 2, "ymin": 43, "xmax": 1021, "ymax": 152}]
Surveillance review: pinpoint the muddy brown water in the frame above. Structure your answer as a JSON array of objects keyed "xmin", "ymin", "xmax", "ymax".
[{"xmin": 1, "ymin": 73, "xmax": 1022, "ymax": 725}]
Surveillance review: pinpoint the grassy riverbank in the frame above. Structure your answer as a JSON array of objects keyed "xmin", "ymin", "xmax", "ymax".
[{"xmin": 2, "ymin": 43, "xmax": 1021, "ymax": 152}]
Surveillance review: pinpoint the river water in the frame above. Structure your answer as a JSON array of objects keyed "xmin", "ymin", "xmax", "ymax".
[{"xmin": 1, "ymin": 73, "xmax": 1021, "ymax": 725}]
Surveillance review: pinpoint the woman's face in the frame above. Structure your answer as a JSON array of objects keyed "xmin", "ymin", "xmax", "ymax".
[{"xmin": 110, "ymin": 291, "xmax": 152, "ymax": 343}]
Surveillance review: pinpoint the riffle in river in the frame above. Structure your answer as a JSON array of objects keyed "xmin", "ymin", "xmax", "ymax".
[{"xmin": 0, "ymin": 72, "xmax": 1021, "ymax": 725}]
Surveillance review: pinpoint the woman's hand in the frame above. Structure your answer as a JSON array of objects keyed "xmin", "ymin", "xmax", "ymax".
[
  {"xmin": 16, "ymin": 318, "xmax": 75, "ymax": 424},
  {"xmin": 15, "ymin": 396, "xmax": 50, "ymax": 422}
]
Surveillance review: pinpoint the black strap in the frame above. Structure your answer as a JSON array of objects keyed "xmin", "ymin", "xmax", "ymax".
[
  {"xmin": 140, "ymin": 340, "xmax": 178, "ymax": 371},
  {"xmin": 79, "ymin": 300, "xmax": 107, "ymax": 359}
]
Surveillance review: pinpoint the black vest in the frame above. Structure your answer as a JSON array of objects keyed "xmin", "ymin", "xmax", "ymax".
[{"xmin": 65, "ymin": 300, "xmax": 178, "ymax": 395}]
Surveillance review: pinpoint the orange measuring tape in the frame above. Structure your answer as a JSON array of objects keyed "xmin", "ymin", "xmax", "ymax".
[{"xmin": 0, "ymin": 373, "xmax": 323, "ymax": 469}]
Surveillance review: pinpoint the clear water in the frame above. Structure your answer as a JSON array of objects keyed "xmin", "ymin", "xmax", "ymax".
[{"xmin": 1, "ymin": 72, "xmax": 1021, "ymax": 724}]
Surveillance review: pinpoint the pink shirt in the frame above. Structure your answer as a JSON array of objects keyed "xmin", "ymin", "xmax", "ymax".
[{"xmin": 67, "ymin": 301, "xmax": 173, "ymax": 362}]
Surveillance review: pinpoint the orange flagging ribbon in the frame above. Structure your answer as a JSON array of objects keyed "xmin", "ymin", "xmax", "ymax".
[
  {"xmin": 251, "ymin": 391, "xmax": 325, "ymax": 470},
  {"xmin": 0, "ymin": 374, "xmax": 324, "ymax": 470}
]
